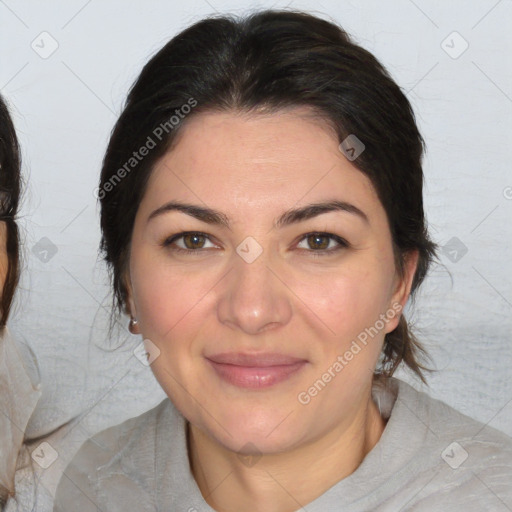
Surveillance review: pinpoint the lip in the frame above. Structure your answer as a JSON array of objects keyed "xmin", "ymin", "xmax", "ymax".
[{"xmin": 206, "ymin": 352, "xmax": 308, "ymax": 389}]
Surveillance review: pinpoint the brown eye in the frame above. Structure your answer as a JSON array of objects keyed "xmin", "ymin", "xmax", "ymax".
[
  {"xmin": 296, "ymin": 232, "xmax": 349, "ymax": 256},
  {"xmin": 182, "ymin": 233, "xmax": 206, "ymax": 249},
  {"xmin": 162, "ymin": 231, "xmax": 217, "ymax": 254},
  {"xmin": 306, "ymin": 234, "xmax": 330, "ymax": 250}
]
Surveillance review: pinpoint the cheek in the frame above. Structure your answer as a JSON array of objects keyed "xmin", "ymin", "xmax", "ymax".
[
  {"xmin": 132, "ymin": 261, "xmax": 208, "ymax": 338},
  {"xmin": 130, "ymin": 254, "xmax": 209, "ymax": 395},
  {"xmin": 129, "ymin": 245, "xmax": 225, "ymax": 355},
  {"xmin": 292, "ymin": 258, "xmax": 395, "ymax": 343}
]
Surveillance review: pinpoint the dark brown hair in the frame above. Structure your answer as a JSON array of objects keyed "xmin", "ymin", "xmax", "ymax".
[
  {"xmin": 0, "ymin": 96, "xmax": 21, "ymax": 504},
  {"xmin": 0, "ymin": 93, "xmax": 21, "ymax": 328},
  {"xmin": 99, "ymin": 10, "xmax": 437, "ymax": 382}
]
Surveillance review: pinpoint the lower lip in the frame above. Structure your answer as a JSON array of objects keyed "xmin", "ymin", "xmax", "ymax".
[{"xmin": 207, "ymin": 360, "xmax": 307, "ymax": 389}]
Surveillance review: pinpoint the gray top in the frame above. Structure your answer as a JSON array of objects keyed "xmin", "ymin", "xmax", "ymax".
[
  {"xmin": 53, "ymin": 377, "xmax": 512, "ymax": 511},
  {"xmin": 0, "ymin": 329, "xmax": 41, "ymax": 505}
]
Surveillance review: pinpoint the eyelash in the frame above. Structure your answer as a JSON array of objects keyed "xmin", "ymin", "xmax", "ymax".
[{"xmin": 161, "ymin": 231, "xmax": 349, "ymax": 257}]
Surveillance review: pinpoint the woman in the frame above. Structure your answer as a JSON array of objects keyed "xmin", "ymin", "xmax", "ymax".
[
  {"xmin": 54, "ymin": 10, "xmax": 512, "ymax": 511},
  {"xmin": 0, "ymin": 95, "xmax": 41, "ymax": 507}
]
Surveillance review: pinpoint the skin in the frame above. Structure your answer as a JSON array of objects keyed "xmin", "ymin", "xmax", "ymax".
[{"xmin": 126, "ymin": 108, "xmax": 418, "ymax": 512}]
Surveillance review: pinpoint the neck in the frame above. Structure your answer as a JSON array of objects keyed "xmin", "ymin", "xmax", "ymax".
[{"xmin": 188, "ymin": 391, "xmax": 387, "ymax": 512}]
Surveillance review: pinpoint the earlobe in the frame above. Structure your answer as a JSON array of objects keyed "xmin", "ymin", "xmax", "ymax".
[
  {"xmin": 128, "ymin": 317, "xmax": 140, "ymax": 335},
  {"xmin": 125, "ymin": 278, "xmax": 140, "ymax": 335},
  {"xmin": 127, "ymin": 297, "xmax": 140, "ymax": 335}
]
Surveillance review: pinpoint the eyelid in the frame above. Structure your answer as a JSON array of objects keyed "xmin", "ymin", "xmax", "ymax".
[
  {"xmin": 294, "ymin": 232, "xmax": 349, "ymax": 254},
  {"xmin": 163, "ymin": 231, "xmax": 219, "ymax": 250},
  {"xmin": 162, "ymin": 230, "xmax": 349, "ymax": 256}
]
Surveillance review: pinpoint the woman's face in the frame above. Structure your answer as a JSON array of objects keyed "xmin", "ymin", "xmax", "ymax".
[{"xmin": 127, "ymin": 108, "xmax": 416, "ymax": 455}]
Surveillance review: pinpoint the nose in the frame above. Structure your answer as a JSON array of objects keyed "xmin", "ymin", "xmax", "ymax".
[{"xmin": 216, "ymin": 248, "xmax": 292, "ymax": 335}]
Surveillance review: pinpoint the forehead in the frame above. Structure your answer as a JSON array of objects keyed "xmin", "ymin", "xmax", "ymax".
[{"xmin": 142, "ymin": 108, "xmax": 381, "ymax": 220}]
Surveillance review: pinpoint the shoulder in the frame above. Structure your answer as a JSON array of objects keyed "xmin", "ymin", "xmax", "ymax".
[
  {"xmin": 394, "ymin": 378, "xmax": 512, "ymax": 454},
  {"xmin": 391, "ymin": 378, "xmax": 512, "ymax": 508},
  {"xmin": 53, "ymin": 398, "xmax": 179, "ymax": 512}
]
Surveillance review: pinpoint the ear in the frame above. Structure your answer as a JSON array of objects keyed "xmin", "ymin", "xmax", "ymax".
[
  {"xmin": 124, "ymin": 274, "xmax": 141, "ymax": 335},
  {"xmin": 385, "ymin": 249, "xmax": 419, "ymax": 334}
]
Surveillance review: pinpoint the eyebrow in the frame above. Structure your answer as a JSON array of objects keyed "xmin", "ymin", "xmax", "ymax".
[{"xmin": 147, "ymin": 199, "xmax": 369, "ymax": 228}]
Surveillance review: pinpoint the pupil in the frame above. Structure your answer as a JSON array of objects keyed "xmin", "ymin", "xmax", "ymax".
[
  {"xmin": 185, "ymin": 234, "xmax": 203, "ymax": 249},
  {"xmin": 309, "ymin": 234, "xmax": 328, "ymax": 250}
]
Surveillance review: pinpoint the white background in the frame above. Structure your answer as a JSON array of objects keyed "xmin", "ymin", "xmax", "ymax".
[{"xmin": 1, "ymin": 0, "xmax": 511, "ymax": 462}]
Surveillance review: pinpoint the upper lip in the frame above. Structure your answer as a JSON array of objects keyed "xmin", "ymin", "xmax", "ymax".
[{"xmin": 206, "ymin": 352, "xmax": 307, "ymax": 367}]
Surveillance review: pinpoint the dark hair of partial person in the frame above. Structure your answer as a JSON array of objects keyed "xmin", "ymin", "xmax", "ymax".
[
  {"xmin": 0, "ymin": 93, "xmax": 21, "ymax": 329},
  {"xmin": 98, "ymin": 9, "xmax": 437, "ymax": 383}
]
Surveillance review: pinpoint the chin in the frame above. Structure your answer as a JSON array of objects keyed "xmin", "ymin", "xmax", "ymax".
[{"xmin": 200, "ymin": 407, "xmax": 306, "ymax": 454}]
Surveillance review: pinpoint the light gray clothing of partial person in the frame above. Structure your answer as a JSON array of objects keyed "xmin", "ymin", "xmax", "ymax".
[
  {"xmin": 1, "ymin": 329, "xmax": 87, "ymax": 512},
  {"xmin": 0, "ymin": 328, "xmax": 41, "ymax": 508},
  {"xmin": 53, "ymin": 376, "xmax": 512, "ymax": 511}
]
